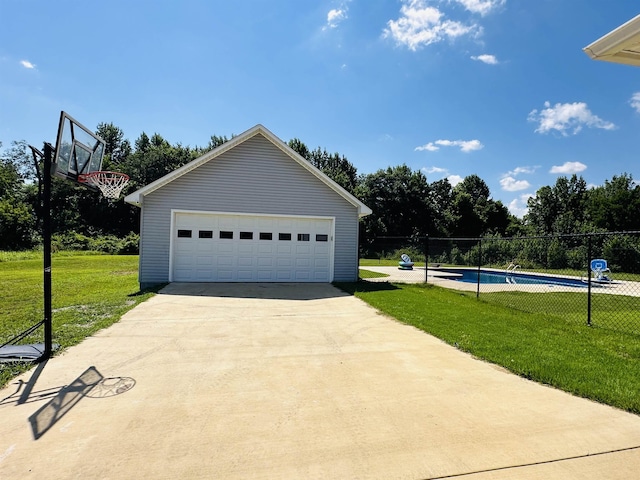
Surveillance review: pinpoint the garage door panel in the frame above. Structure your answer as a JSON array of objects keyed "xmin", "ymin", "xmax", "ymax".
[
  {"xmin": 237, "ymin": 271, "xmax": 254, "ymax": 281},
  {"xmin": 217, "ymin": 257, "xmax": 233, "ymax": 267},
  {"xmin": 258, "ymin": 244, "xmax": 274, "ymax": 254},
  {"xmin": 217, "ymin": 243, "xmax": 235, "ymax": 254},
  {"xmin": 277, "ymin": 244, "xmax": 292, "ymax": 254},
  {"xmin": 277, "ymin": 257, "xmax": 292, "ymax": 267},
  {"xmin": 258, "ymin": 257, "xmax": 274, "ymax": 267},
  {"xmin": 238, "ymin": 244, "xmax": 255, "ymax": 255},
  {"xmin": 238, "ymin": 257, "xmax": 254, "ymax": 267},
  {"xmin": 257, "ymin": 271, "xmax": 275, "ymax": 281},
  {"xmin": 295, "ymin": 271, "xmax": 311, "ymax": 281},
  {"xmin": 276, "ymin": 270, "xmax": 293, "ymax": 281},
  {"xmin": 314, "ymin": 258, "xmax": 329, "ymax": 267},
  {"xmin": 296, "ymin": 258, "xmax": 311, "ymax": 267},
  {"xmin": 173, "ymin": 213, "xmax": 332, "ymax": 282},
  {"xmin": 195, "ymin": 255, "xmax": 214, "ymax": 266},
  {"xmin": 217, "ymin": 270, "xmax": 234, "ymax": 281}
]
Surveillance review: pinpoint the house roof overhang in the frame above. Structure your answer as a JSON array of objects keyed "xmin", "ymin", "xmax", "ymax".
[
  {"xmin": 583, "ymin": 14, "xmax": 640, "ymax": 66},
  {"xmin": 124, "ymin": 124, "xmax": 372, "ymax": 217}
]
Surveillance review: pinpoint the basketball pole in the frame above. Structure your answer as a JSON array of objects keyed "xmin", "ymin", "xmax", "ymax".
[{"xmin": 41, "ymin": 142, "xmax": 54, "ymax": 361}]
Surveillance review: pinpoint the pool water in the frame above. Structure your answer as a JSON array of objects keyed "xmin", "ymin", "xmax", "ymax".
[{"xmin": 446, "ymin": 269, "xmax": 587, "ymax": 287}]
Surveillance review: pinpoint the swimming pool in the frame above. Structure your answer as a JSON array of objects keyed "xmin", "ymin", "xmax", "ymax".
[{"xmin": 442, "ymin": 269, "xmax": 589, "ymax": 287}]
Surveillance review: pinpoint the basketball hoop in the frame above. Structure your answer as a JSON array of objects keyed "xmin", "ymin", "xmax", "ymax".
[{"xmin": 78, "ymin": 171, "xmax": 130, "ymax": 199}]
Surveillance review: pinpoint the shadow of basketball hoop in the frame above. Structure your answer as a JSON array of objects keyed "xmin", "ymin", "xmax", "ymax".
[
  {"xmin": 28, "ymin": 366, "xmax": 135, "ymax": 440},
  {"xmin": 85, "ymin": 376, "xmax": 136, "ymax": 398}
]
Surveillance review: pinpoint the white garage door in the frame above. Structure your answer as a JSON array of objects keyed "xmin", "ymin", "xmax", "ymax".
[{"xmin": 171, "ymin": 212, "xmax": 334, "ymax": 282}]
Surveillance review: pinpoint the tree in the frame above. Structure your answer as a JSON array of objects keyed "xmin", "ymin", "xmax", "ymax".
[
  {"xmin": 288, "ymin": 139, "xmax": 358, "ymax": 194},
  {"xmin": 426, "ymin": 178, "xmax": 454, "ymax": 237},
  {"xmin": 208, "ymin": 135, "xmax": 230, "ymax": 150},
  {"xmin": 0, "ymin": 142, "xmax": 22, "ymax": 199},
  {"xmin": 587, "ymin": 173, "xmax": 640, "ymax": 232},
  {"xmin": 288, "ymin": 138, "xmax": 310, "ymax": 160},
  {"xmin": 96, "ymin": 123, "xmax": 132, "ymax": 170},
  {"xmin": 448, "ymin": 175, "xmax": 511, "ymax": 237},
  {"xmin": 0, "ymin": 141, "xmax": 36, "ymax": 249},
  {"xmin": 526, "ymin": 175, "xmax": 589, "ymax": 235},
  {"xmin": 356, "ymin": 165, "xmax": 431, "ymax": 240},
  {"xmin": 121, "ymin": 132, "xmax": 199, "ymax": 190},
  {"xmin": 0, "ymin": 198, "xmax": 34, "ymax": 249}
]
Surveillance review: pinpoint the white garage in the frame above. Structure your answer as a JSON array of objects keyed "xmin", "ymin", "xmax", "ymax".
[
  {"xmin": 125, "ymin": 124, "xmax": 371, "ymax": 288},
  {"xmin": 171, "ymin": 211, "xmax": 334, "ymax": 282}
]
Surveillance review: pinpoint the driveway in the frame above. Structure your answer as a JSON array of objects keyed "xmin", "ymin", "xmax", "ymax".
[{"xmin": 1, "ymin": 283, "xmax": 639, "ymax": 479}]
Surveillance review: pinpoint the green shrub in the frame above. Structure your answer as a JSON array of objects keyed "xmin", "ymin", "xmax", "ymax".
[
  {"xmin": 566, "ymin": 245, "xmax": 587, "ymax": 271},
  {"xmin": 547, "ymin": 239, "xmax": 568, "ymax": 269},
  {"xmin": 89, "ymin": 235, "xmax": 121, "ymax": 254},
  {"xmin": 0, "ymin": 199, "xmax": 36, "ymax": 250},
  {"xmin": 52, "ymin": 231, "xmax": 92, "ymax": 251},
  {"xmin": 117, "ymin": 232, "xmax": 139, "ymax": 254},
  {"xmin": 382, "ymin": 246, "xmax": 425, "ymax": 263},
  {"xmin": 603, "ymin": 235, "xmax": 640, "ymax": 274},
  {"xmin": 50, "ymin": 231, "xmax": 139, "ymax": 255}
]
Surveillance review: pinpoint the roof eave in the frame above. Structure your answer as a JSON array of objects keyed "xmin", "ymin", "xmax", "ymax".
[{"xmin": 583, "ymin": 14, "xmax": 640, "ymax": 67}]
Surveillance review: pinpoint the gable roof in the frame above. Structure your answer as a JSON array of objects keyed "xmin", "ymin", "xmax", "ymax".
[
  {"xmin": 583, "ymin": 14, "xmax": 640, "ymax": 66},
  {"xmin": 124, "ymin": 124, "xmax": 371, "ymax": 217}
]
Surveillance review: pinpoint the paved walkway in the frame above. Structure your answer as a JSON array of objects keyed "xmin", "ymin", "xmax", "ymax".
[
  {"xmin": 1, "ymin": 283, "xmax": 639, "ymax": 479},
  {"xmin": 361, "ymin": 266, "xmax": 640, "ymax": 296}
]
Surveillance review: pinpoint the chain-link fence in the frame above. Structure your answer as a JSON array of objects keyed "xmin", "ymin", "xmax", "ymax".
[{"xmin": 359, "ymin": 232, "xmax": 640, "ymax": 335}]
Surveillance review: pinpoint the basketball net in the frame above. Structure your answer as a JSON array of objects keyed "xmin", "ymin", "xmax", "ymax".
[{"xmin": 78, "ymin": 171, "xmax": 130, "ymax": 199}]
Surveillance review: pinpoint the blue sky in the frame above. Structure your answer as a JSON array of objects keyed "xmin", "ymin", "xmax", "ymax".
[{"xmin": 1, "ymin": 0, "xmax": 639, "ymax": 217}]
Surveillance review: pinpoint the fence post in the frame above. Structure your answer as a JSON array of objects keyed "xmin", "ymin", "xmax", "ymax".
[
  {"xmin": 587, "ymin": 234, "xmax": 592, "ymax": 327},
  {"xmin": 476, "ymin": 238, "xmax": 482, "ymax": 299},
  {"xmin": 425, "ymin": 236, "xmax": 429, "ymax": 283}
]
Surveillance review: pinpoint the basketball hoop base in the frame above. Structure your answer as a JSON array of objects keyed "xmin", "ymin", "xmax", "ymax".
[{"xmin": 78, "ymin": 171, "xmax": 130, "ymax": 199}]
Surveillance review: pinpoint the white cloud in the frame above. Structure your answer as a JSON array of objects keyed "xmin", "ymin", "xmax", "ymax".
[
  {"xmin": 508, "ymin": 193, "xmax": 534, "ymax": 218},
  {"xmin": 471, "ymin": 54, "xmax": 498, "ymax": 64},
  {"xmin": 20, "ymin": 60, "xmax": 36, "ymax": 69},
  {"xmin": 631, "ymin": 92, "xmax": 640, "ymax": 114},
  {"xmin": 326, "ymin": 9, "xmax": 347, "ymax": 28},
  {"xmin": 549, "ymin": 161, "xmax": 587, "ymax": 174},
  {"xmin": 424, "ymin": 166, "xmax": 448, "ymax": 174},
  {"xmin": 383, "ymin": 0, "xmax": 480, "ymax": 51},
  {"xmin": 507, "ymin": 166, "xmax": 537, "ymax": 176},
  {"xmin": 415, "ymin": 138, "xmax": 483, "ymax": 152},
  {"xmin": 448, "ymin": 174, "xmax": 464, "ymax": 186},
  {"xmin": 324, "ymin": 1, "xmax": 351, "ymax": 30},
  {"xmin": 415, "ymin": 142, "xmax": 440, "ymax": 152},
  {"xmin": 500, "ymin": 176, "xmax": 530, "ymax": 192},
  {"xmin": 528, "ymin": 101, "xmax": 616, "ymax": 136},
  {"xmin": 454, "ymin": 0, "xmax": 506, "ymax": 16}
]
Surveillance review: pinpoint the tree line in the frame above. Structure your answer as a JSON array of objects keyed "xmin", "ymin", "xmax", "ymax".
[{"xmin": 1, "ymin": 123, "xmax": 639, "ymax": 253}]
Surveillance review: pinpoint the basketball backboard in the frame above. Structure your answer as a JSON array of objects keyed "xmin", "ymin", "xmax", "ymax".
[{"xmin": 52, "ymin": 111, "xmax": 106, "ymax": 185}]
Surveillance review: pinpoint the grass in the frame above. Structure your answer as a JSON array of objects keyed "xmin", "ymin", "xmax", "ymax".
[
  {"xmin": 360, "ymin": 258, "xmax": 425, "ymax": 267},
  {"xmin": 476, "ymin": 291, "xmax": 640, "ymax": 334},
  {"xmin": 335, "ymin": 281, "xmax": 640, "ymax": 415},
  {"xmin": 358, "ymin": 268, "xmax": 390, "ymax": 279},
  {"xmin": 0, "ymin": 253, "xmax": 161, "ymax": 387}
]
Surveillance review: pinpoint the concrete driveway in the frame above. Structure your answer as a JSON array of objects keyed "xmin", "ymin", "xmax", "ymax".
[{"xmin": 1, "ymin": 283, "xmax": 639, "ymax": 479}]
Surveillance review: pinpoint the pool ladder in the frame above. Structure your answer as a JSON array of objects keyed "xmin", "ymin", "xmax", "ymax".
[{"xmin": 506, "ymin": 263, "xmax": 520, "ymax": 273}]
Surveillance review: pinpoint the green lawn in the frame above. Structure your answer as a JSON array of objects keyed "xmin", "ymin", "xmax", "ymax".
[
  {"xmin": 360, "ymin": 258, "xmax": 426, "ymax": 267},
  {"xmin": 0, "ymin": 253, "xmax": 160, "ymax": 387},
  {"xmin": 336, "ymin": 281, "xmax": 640, "ymax": 415},
  {"xmin": 358, "ymin": 268, "xmax": 389, "ymax": 279}
]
